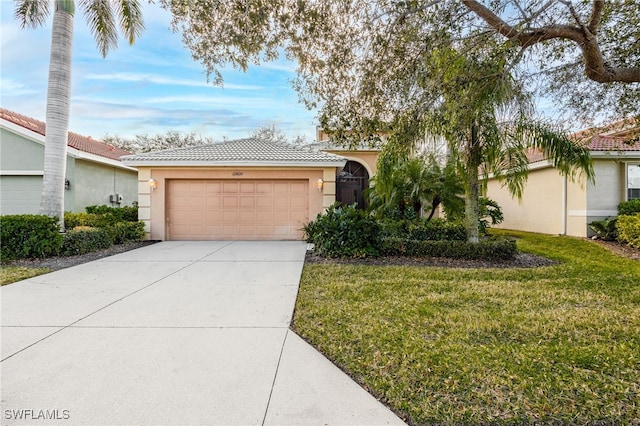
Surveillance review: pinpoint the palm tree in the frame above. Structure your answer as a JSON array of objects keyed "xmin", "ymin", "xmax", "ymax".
[
  {"xmin": 424, "ymin": 47, "xmax": 594, "ymax": 242},
  {"xmin": 15, "ymin": 0, "xmax": 144, "ymax": 230}
]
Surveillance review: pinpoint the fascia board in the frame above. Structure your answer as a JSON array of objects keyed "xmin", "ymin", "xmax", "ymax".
[{"xmin": 121, "ymin": 160, "xmax": 347, "ymax": 168}]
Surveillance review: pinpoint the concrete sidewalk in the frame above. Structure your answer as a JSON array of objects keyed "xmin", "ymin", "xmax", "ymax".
[{"xmin": 1, "ymin": 241, "xmax": 406, "ymax": 425}]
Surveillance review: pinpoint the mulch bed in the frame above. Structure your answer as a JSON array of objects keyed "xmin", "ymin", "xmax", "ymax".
[
  {"xmin": 4, "ymin": 238, "xmax": 637, "ymax": 272},
  {"xmin": 5, "ymin": 240, "xmax": 159, "ymax": 272},
  {"xmin": 305, "ymin": 239, "xmax": 639, "ymax": 268}
]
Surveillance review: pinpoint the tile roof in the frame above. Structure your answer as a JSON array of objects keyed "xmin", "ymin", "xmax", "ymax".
[
  {"xmin": 526, "ymin": 118, "xmax": 640, "ymax": 163},
  {"xmin": 0, "ymin": 108, "xmax": 132, "ymax": 161},
  {"xmin": 122, "ymin": 137, "xmax": 347, "ymax": 165}
]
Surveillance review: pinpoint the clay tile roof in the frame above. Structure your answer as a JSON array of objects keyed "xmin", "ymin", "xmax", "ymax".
[
  {"xmin": 0, "ymin": 108, "xmax": 132, "ymax": 161},
  {"xmin": 123, "ymin": 137, "xmax": 347, "ymax": 165},
  {"xmin": 526, "ymin": 118, "xmax": 640, "ymax": 163}
]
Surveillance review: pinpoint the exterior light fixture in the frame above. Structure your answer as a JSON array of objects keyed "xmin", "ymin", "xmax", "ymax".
[
  {"xmin": 316, "ymin": 178, "xmax": 324, "ymax": 192},
  {"xmin": 148, "ymin": 178, "xmax": 158, "ymax": 191},
  {"xmin": 64, "ymin": 179, "xmax": 70, "ymax": 190}
]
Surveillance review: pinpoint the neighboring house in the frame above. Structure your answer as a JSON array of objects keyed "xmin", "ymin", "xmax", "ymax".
[
  {"xmin": 122, "ymin": 138, "xmax": 347, "ymax": 241},
  {"xmin": 0, "ymin": 108, "xmax": 137, "ymax": 215},
  {"xmin": 486, "ymin": 119, "xmax": 640, "ymax": 237}
]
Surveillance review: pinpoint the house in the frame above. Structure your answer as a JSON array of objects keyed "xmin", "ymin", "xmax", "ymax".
[
  {"xmin": 122, "ymin": 138, "xmax": 347, "ymax": 241},
  {"xmin": 0, "ymin": 108, "xmax": 137, "ymax": 215},
  {"xmin": 486, "ymin": 119, "xmax": 640, "ymax": 237}
]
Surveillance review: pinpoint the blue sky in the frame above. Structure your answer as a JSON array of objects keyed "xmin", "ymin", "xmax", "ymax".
[{"xmin": 0, "ymin": 2, "xmax": 319, "ymax": 142}]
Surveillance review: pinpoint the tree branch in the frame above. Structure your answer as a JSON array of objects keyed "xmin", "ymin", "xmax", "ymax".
[{"xmin": 461, "ymin": 0, "xmax": 640, "ymax": 83}]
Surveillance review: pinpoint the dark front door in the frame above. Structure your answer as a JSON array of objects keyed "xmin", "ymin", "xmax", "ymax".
[{"xmin": 336, "ymin": 161, "xmax": 369, "ymax": 209}]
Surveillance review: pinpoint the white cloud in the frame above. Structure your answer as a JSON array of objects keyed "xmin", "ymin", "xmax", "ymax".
[{"xmin": 83, "ymin": 72, "xmax": 263, "ymax": 90}]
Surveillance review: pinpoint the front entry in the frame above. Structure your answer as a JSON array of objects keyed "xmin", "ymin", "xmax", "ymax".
[{"xmin": 336, "ymin": 161, "xmax": 369, "ymax": 209}]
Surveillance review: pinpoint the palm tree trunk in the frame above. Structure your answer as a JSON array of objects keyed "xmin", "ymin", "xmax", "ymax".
[
  {"xmin": 39, "ymin": 3, "xmax": 74, "ymax": 231},
  {"xmin": 465, "ymin": 122, "xmax": 481, "ymax": 243}
]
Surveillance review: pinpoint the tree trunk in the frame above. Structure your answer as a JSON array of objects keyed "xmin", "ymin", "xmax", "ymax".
[
  {"xmin": 39, "ymin": 3, "xmax": 74, "ymax": 231},
  {"xmin": 465, "ymin": 123, "xmax": 481, "ymax": 243}
]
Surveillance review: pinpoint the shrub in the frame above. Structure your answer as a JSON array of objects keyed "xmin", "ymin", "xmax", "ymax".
[
  {"xmin": 105, "ymin": 221, "xmax": 145, "ymax": 244},
  {"xmin": 64, "ymin": 212, "xmax": 101, "ymax": 228},
  {"xmin": 0, "ymin": 215, "xmax": 62, "ymax": 261},
  {"xmin": 85, "ymin": 205, "xmax": 138, "ymax": 222},
  {"xmin": 61, "ymin": 226, "xmax": 113, "ymax": 256},
  {"xmin": 383, "ymin": 236, "xmax": 518, "ymax": 260},
  {"xmin": 303, "ymin": 204, "xmax": 382, "ymax": 257},
  {"xmin": 64, "ymin": 210, "xmax": 145, "ymax": 244},
  {"xmin": 589, "ymin": 217, "xmax": 618, "ymax": 241},
  {"xmin": 380, "ymin": 218, "xmax": 467, "ymax": 241},
  {"xmin": 478, "ymin": 197, "xmax": 504, "ymax": 235},
  {"xmin": 617, "ymin": 215, "xmax": 640, "ymax": 248},
  {"xmin": 618, "ymin": 199, "xmax": 640, "ymax": 216}
]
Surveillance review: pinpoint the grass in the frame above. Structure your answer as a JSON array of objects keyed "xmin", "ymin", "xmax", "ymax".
[
  {"xmin": 292, "ymin": 231, "xmax": 640, "ymax": 425},
  {"xmin": 0, "ymin": 265, "xmax": 51, "ymax": 285}
]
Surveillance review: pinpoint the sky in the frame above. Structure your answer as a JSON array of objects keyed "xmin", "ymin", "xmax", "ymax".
[{"xmin": 0, "ymin": 1, "xmax": 319, "ymax": 143}]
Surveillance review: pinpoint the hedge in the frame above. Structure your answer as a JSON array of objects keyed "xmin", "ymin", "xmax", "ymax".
[
  {"xmin": 617, "ymin": 214, "xmax": 640, "ymax": 248},
  {"xmin": 383, "ymin": 236, "xmax": 518, "ymax": 260},
  {"xmin": 618, "ymin": 200, "xmax": 640, "ymax": 216},
  {"xmin": 380, "ymin": 218, "xmax": 467, "ymax": 241},
  {"xmin": 303, "ymin": 204, "xmax": 382, "ymax": 257},
  {"xmin": 61, "ymin": 226, "xmax": 113, "ymax": 256},
  {"xmin": 0, "ymin": 215, "xmax": 62, "ymax": 261}
]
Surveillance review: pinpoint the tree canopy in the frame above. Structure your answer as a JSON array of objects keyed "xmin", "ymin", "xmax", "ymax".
[{"xmin": 160, "ymin": 0, "xmax": 639, "ymax": 128}]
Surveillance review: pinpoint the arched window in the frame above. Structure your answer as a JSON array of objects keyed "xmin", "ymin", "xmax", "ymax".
[{"xmin": 336, "ymin": 161, "xmax": 369, "ymax": 208}]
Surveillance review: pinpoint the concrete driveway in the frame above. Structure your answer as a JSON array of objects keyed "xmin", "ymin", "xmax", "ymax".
[{"xmin": 1, "ymin": 241, "xmax": 405, "ymax": 425}]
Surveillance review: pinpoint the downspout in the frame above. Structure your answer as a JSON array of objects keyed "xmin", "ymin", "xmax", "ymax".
[{"xmin": 561, "ymin": 175, "xmax": 567, "ymax": 235}]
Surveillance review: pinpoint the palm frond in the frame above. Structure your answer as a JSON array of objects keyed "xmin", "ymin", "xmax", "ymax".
[
  {"xmin": 14, "ymin": 0, "xmax": 50, "ymax": 28},
  {"xmin": 520, "ymin": 121, "xmax": 595, "ymax": 184},
  {"xmin": 79, "ymin": 0, "xmax": 118, "ymax": 57},
  {"xmin": 116, "ymin": 0, "xmax": 145, "ymax": 45}
]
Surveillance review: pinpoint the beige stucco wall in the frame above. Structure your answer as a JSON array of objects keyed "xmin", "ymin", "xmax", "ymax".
[
  {"xmin": 325, "ymin": 150, "xmax": 379, "ymax": 177},
  {"xmin": 137, "ymin": 167, "xmax": 337, "ymax": 240},
  {"xmin": 486, "ymin": 165, "xmax": 588, "ymax": 237}
]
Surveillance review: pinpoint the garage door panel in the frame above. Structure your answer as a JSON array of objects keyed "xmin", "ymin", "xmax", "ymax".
[
  {"xmin": 223, "ymin": 182, "xmax": 238, "ymax": 193},
  {"xmin": 167, "ymin": 179, "xmax": 308, "ymax": 240},
  {"xmin": 239, "ymin": 211, "xmax": 255, "ymax": 222},
  {"xmin": 223, "ymin": 197, "xmax": 238, "ymax": 208},
  {"xmin": 239, "ymin": 196, "xmax": 255, "ymax": 208}
]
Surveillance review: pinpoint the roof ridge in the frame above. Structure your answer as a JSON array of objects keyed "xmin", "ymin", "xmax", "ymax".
[{"xmin": 1, "ymin": 107, "xmax": 132, "ymax": 160}]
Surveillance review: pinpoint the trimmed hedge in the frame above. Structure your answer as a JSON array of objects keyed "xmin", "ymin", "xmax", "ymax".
[
  {"xmin": 617, "ymin": 214, "xmax": 640, "ymax": 248},
  {"xmin": 383, "ymin": 236, "xmax": 518, "ymax": 260},
  {"xmin": 85, "ymin": 205, "xmax": 138, "ymax": 222},
  {"xmin": 0, "ymin": 215, "xmax": 63, "ymax": 261},
  {"xmin": 380, "ymin": 218, "xmax": 467, "ymax": 241},
  {"xmin": 64, "ymin": 209, "xmax": 145, "ymax": 245},
  {"xmin": 107, "ymin": 221, "xmax": 145, "ymax": 244},
  {"xmin": 618, "ymin": 200, "xmax": 640, "ymax": 216},
  {"xmin": 303, "ymin": 204, "xmax": 382, "ymax": 257},
  {"xmin": 61, "ymin": 226, "xmax": 113, "ymax": 256}
]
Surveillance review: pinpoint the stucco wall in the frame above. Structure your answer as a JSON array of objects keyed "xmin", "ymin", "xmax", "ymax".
[
  {"xmin": 486, "ymin": 165, "xmax": 587, "ymax": 236},
  {"xmin": 0, "ymin": 128, "xmax": 137, "ymax": 214},
  {"xmin": 137, "ymin": 167, "xmax": 336, "ymax": 240},
  {"xmin": 326, "ymin": 150, "xmax": 379, "ymax": 177},
  {"xmin": 73, "ymin": 160, "xmax": 138, "ymax": 210}
]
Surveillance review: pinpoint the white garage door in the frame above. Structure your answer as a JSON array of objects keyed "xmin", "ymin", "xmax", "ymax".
[{"xmin": 166, "ymin": 179, "xmax": 309, "ymax": 240}]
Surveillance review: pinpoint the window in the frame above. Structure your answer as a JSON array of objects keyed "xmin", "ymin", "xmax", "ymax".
[{"xmin": 628, "ymin": 163, "xmax": 640, "ymax": 200}]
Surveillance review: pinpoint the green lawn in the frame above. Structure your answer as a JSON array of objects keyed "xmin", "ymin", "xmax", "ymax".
[
  {"xmin": 0, "ymin": 266, "xmax": 51, "ymax": 285},
  {"xmin": 293, "ymin": 231, "xmax": 640, "ymax": 425}
]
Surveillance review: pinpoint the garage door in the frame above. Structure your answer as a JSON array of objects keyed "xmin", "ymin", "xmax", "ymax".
[{"xmin": 166, "ymin": 179, "xmax": 309, "ymax": 240}]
